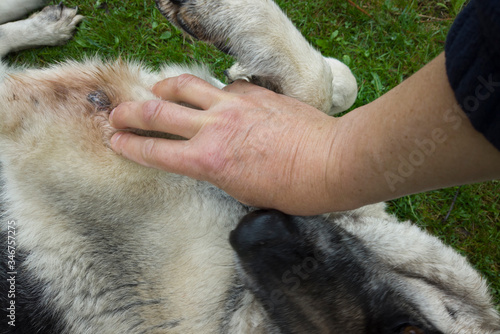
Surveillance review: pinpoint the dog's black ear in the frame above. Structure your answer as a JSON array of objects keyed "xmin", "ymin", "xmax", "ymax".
[{"xmin": 229, "ymin": 209, "xmax": 298, "ymax": 258}]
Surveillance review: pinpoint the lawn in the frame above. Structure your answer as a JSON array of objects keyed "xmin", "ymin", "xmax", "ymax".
[{"xmin": 6, "ymin": 0, "xmax": 499, "ymax": 308}]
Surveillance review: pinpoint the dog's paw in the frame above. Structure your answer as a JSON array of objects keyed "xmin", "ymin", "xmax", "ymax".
[
  {"xmin": 29, "ymin": 3, "xmax": 84, "ymax": 46},
  {"xmin": 155, "ymin": 0, "xmax": 245, "ymax": 53},
  {"xmin": 156, "ymin": 0, "xmax": 216, "ymax": 42},
  {"xmin": 154, "ymin": 0, "xmax": 196, "ymax": 35},
  {"xmin": 224, "ymin": 63, "xmax": 251, "ymax": 83}
]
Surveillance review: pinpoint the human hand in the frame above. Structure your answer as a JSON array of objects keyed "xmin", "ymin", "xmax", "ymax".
[{"xmin": 109, "ymin": 75, "xmax": 345, "ymax": 215}]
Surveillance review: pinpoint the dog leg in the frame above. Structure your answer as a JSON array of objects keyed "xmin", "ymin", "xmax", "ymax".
[
  {"xmin": 155, "ymin": 0, "xmax": 357, "ymax": 114},
  {"xmin": 0, "ymin": 0, "xmax": 48, "ymax": 24},
  {"xmin": 0, "ymin": 4, "xmax": 83, "ymax": 58}
]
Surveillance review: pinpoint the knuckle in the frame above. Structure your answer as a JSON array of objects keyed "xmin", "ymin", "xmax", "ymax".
[
  {"xmin": 174, "ymin": 73, "xmax": 199, "ymax": 91},
  {"xmin": 142, "ymin": 100, "xmax": 164, "ymax": 125},
  {"xmin": 141, "ymin": 138, "xmax": 157, "ymax": 164},
  {"xmin": 157, "ymin": 74, "xmax": 200, "ymax": 100},
  {"xmin": 251, "ymin": 87, "xmax": 275, "ymax": 100},
  {"xmin": 192, "ymin": 142, "xmax": 220, "ymax": 174}
]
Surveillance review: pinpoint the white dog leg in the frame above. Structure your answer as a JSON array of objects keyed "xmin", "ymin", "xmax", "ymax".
[
  {"xmin": 156, "ymin": 0, "xmax": 357, "ymax": 114},
  {"xmin": 0, "ymin": 0, "xmax": 48, "ymax": 24},
  {"xmin": 0, "ymin": 61, "xmax": 10, "ymax": 82},
  {"xmin": 0, "ymin": 4, "xmax": 83, "ymax": 58}
]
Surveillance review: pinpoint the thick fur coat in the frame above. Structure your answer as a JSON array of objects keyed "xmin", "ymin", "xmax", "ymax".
[{"xmin": 0, "ymin": 1, "xmax": 499, "ymax": 333}]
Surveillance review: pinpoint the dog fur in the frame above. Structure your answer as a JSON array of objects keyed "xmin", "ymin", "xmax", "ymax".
[
  {"xmin": 0, "ymin": 0, "xmax": 48, "ymax": 24},
  {"xmin": 0, "ymin": 0, "xmax": 499, "ymax": 333},
  {"xmin": 0, "ymin": 1, "xmax": 83, "ymax": 59}
]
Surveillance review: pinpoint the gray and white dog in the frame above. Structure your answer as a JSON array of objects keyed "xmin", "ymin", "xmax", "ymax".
[{"xmin": 0, "ymin": 0, "xmax": 499, "ymax": 333}]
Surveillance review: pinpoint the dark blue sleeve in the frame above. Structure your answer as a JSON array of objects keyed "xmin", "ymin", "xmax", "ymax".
[{"xmin": 445, "ymin": 0, "xmax": 500, "ymax": 151}]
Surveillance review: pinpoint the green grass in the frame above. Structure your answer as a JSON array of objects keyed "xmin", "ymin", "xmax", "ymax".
[{"xmin": 6, "ymin": 0, "xmax": 499, "ymax": 308}]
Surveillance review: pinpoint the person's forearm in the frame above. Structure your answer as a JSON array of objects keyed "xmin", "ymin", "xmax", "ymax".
[{"xmin": 329, "ymin": 52, "xmax": 500, "ymax": 210}]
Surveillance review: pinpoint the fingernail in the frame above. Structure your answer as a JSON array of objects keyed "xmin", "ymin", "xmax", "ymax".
[
  {"xmin": 152, "ymin": 78, "xmax": 169, "ymax": 97},
  {"xmin": 110, "ymin": 132, "xmax": 122, "ymax": 146},
  {"xmin": 109, "ymin": 107, "xmax": 116, "ymax": 125},
  {"xmin": 152, "ymin": 82, "xmax": 161, "ymax": 97}
]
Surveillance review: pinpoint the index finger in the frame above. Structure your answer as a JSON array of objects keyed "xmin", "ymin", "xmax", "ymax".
[{"xmin": 153, "ymin": 74, "xmax": 231, "ymax": 110}]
